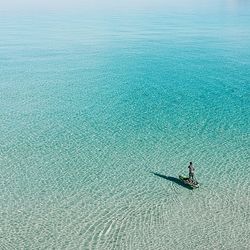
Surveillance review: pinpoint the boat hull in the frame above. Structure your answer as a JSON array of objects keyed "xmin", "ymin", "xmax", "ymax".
[{"xmin": 179, "ymin": 175, "xmax": 199, "ymax": 188}]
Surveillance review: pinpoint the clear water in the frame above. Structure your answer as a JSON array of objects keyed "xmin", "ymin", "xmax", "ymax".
[{"xmin": 1, "ymin": 1, "xmax": 250, "ymax": 249}]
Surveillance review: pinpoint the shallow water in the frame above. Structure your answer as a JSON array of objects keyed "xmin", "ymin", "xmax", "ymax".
[{"xmin": 0, "ymin": 1, "xmax": 250, "ymax": 249}]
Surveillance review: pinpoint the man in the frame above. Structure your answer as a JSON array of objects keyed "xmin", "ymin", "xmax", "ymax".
[{"xmin": 188, "ymin": 162, "xmax": 195, "ymax": 181}]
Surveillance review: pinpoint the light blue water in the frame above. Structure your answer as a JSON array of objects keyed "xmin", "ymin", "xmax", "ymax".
[{"xmin": 1, "ymin": 1, "xmax": 250, "ymax": 249}]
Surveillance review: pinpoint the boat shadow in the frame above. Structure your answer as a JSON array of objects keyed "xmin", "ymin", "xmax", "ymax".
[{"xmin": 151, "ymin": 172, "xmax": 193, "ymax": 190}]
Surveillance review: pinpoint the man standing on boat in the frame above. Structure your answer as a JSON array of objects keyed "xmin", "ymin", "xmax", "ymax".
[{"xmin": 188, "ymin": 162, "xmax": 195, "ymax": 181}]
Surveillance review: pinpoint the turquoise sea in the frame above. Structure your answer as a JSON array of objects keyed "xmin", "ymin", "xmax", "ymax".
[{"xmin": 1, "ymin": 0, "xmax": 250, "ymax": 249}]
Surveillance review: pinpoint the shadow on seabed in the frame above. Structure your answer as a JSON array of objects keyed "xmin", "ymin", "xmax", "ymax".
[{"xmin": 151, "ymin": 172, "xmax": 193, "ymax": 190}]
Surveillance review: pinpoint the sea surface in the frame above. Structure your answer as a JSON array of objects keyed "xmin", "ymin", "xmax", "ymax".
[{"xmin": 0, "ymin": 0, "xmax": 250, "ymax": 249}]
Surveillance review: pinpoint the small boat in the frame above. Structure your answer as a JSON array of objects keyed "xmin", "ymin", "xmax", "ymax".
[{"xmin": 179, "ymin": 175, "xmax": 199, "ymax": 189}]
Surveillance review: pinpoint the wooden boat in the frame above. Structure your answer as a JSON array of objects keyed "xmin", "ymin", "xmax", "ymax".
[{"xmin": 179, "ymin": 175, "xmax": 199, "ymax": 189}]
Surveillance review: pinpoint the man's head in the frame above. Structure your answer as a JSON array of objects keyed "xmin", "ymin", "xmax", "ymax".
[{"xmin": 190, "ymin": 162, "xmax": 192, "ymax": 165}]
